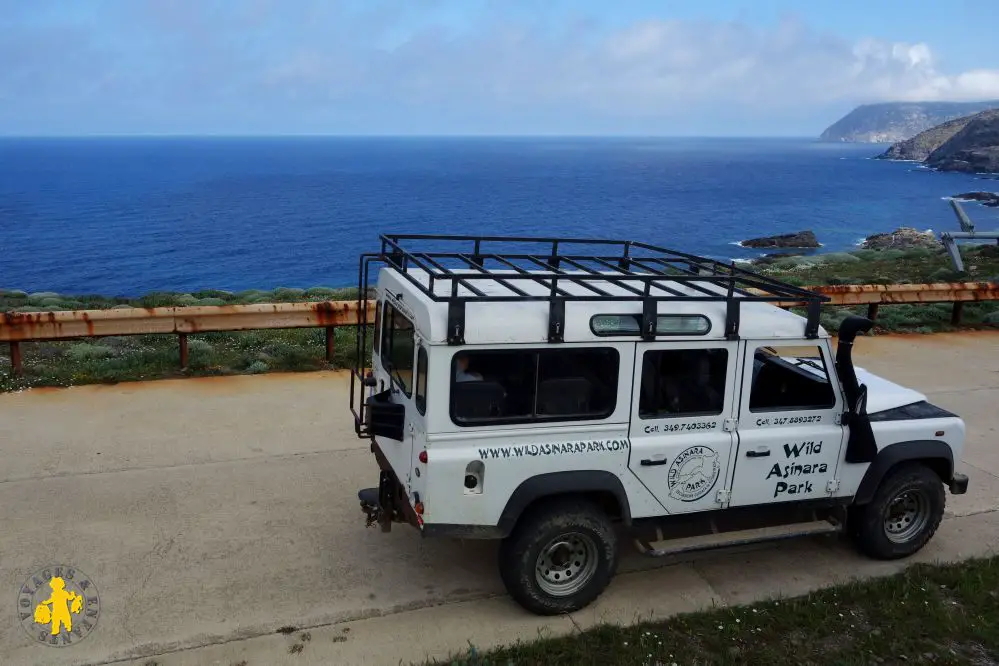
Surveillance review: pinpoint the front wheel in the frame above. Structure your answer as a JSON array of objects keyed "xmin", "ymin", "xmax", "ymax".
[
  {"xmin": 498, "ymin": 498, "xmax": 618, "ymax": 615},
  {"xmin": 850, "ymin": 462, "xmax": 945, "ymax": 559}
]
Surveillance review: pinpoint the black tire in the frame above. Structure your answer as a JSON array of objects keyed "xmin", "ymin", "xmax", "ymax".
[
  {"xmin": 498, "ymin": 497, "xmax": 618, "ymax": 615},
  {"xmin": 850, "ymin": 462, "xmax": 945, "ymax": 560}
]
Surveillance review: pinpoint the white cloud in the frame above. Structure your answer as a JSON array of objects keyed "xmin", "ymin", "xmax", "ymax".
[{"xmin": 2, "ymin": 4, "xmax": 998, "ymax": 133}]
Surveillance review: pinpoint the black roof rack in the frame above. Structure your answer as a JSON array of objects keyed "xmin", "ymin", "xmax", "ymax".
[{"xmin": 362, "ymin": 234, "xmax": 828, "ymax": 344}]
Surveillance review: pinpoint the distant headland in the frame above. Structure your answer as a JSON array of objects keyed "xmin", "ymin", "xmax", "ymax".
[{"xmin": 819, "ymin": 100, "xmax": 999, "ymax": 144}]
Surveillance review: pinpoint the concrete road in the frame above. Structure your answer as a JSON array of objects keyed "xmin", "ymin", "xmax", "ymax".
[{"xmin": 0, "ymin": 332, "xmax": 997, "ymax": 666}]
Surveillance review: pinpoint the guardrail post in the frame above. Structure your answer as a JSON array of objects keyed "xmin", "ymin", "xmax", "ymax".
[
  {"xmin": 867, "ymin": 303, "xmax": 880, "ymax": 321},
  {"xmin": 9, "ymin": 341, "xmax": 23, "ymax": 377},
  {"xmin": 178, "ymin": 333, "xmax": 189, "ymax": 369},
  {"xmin": 951, "ymin": 302, "xmax": 964, "ymax": 326},
  {"xmin": 325, "ymin": 326, "xmax": 335, "ymax": 364}
]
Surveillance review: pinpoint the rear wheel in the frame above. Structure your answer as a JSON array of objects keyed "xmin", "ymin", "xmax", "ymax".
[
  {"xmin": 498, "ymin": 498, "xmax": 618, "ymax": 615},
  {"xmin": 850, "ymin": 463, "xmax": 945, "ymax": 559}
]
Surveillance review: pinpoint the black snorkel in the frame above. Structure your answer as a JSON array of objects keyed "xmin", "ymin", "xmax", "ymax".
[{"xmin": 836, "ymin": 315, "xmax": 877, "ymax": 463}]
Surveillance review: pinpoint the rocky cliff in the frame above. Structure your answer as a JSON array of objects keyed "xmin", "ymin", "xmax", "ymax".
[
  {"xmin": 925, "ymin": 109, "xmax": 999, "ymax": 173},
  {"xmin": 875, "ymin": 115, "xmax": 975, "ymax": 161},
  {"xmin": 819, "ymin": 100, "xmax": 999, "ymax": 143}
]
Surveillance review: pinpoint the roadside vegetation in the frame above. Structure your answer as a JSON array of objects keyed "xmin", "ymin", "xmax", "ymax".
[
  {"xmin": 757, "ymin": 244, "xmax": 999, "ymax": 336},
  {"xmin": 752, "ymin": 243, "xmax": 999, "ymax": 286},
  {"xmin": 0, "ymin": 286, "xmax": 370, "ymax": 392},
  {"xmin": 430, "ymin": 556, "xmax": 999, "ymax": 666},
  {"xmin": 2, "ymin": 245, "xmax": 998, "ymax": 391}
]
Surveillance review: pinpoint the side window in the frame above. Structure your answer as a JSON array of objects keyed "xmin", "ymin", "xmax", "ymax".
[
  {"xmin": 381, "ymin": 302, "xmax": 415, "ymax": 396},
  {"xmin": 537, "ymin": 348, "xmax": 618, "ymax": 418},
  {"xmin": 450, "ymin": 348, "xmax": 619, "ymax": 425},
  {"xmin": 748, "ymin": 345, "xmax": 835, "ymax": 412},
  {"xmin": 415, "ymin": 346, "xmax": 428, "ymax": 415},
  {"xmin": 639, "ymin": 348, "xmax": 728, "ymax": 418}
]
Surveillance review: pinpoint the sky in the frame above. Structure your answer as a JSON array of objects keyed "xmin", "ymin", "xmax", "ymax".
[{"xmin": 2, "ymin": 0, "xmax": 999, "ymax": 137}]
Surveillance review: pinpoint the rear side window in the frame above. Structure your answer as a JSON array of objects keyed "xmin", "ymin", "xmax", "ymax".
[
  {"xmin": 381, "ymin": 302, "xmax": 415, "ymax": 396},
  {"xmin": 415, "ymin": 346, "xmax": 428, "ymax": 414},
  {"xmin": 450, "ymin": 347, "xmax": 619, "ymax": 425}
]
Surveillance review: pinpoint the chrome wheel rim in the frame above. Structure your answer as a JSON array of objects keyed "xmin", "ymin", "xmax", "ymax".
[
  {"xmin": 535, "ymin": 532, "xmax": 599, "ymax": 597},
  {"xmin": 883, "ymin": 489, "xmax": 931, "ymax": 543}
]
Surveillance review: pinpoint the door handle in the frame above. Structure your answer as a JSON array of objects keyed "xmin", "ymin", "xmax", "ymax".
[
  {"xmin": 746, "ymin": 448, "xmax": 770, "ymax": 458},
  {"xmin": 640, "ymin": 458, "xmax": 669, "ymax": 466}
]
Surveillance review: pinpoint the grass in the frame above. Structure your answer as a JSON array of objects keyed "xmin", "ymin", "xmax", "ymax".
[
  {"xmin": 430, "ymin": 556, "xmax": 999, "ymax": 666},
  {"xmin": 2, "ymin": 245, "xmax": 999, "ymax": 391}
]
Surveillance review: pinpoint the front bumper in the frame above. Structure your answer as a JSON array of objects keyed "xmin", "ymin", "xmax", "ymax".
[
  {"xmin": 949, "ymin": 473, "xmax": 969, "ymax": 495},
  {"xmin": 357, "ymin": 440, "xmax": 422, "ymax": 532}
]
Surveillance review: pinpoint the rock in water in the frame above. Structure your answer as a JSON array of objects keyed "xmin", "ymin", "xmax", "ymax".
[
  {"xmin": 861, "ymin": 227, "xmax": 941, "ymax": 251},
  {"xmin": 741, "ymin": 231, "xmax": 819, "ymax": 249},
  {"xmin": 952, "ymin": 191, "xmax": 999, "ymax": 207}
]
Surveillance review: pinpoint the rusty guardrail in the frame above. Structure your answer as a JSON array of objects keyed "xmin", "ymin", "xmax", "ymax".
[
  {"xmin": 1, "ymin": 301, "xmax": 374, "ymax": 377},
  {"xmin": 2, "ymin": 281, "xmax": 998, "ymax": 377},
  {"xmin": 765, "ymin": 280, "xmax": 999, "ymax": 322}
]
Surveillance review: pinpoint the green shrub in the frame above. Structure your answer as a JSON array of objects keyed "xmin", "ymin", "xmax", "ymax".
[
  {"xmin": 67, "ymin": 343, "xmax": 116, "ymax": 361},
  {"xmin": 28, "ymin": 291, "xmax": 62, "ymax": 303},
  {"xmin": 901, "ymin": 247, "xmax": 935, "ymax": 260},
  {"xmin": 3, "ymin": 289, "xmax": 28, "ymax": 298},
  {"xmin": 175, "ymin": 294, "xmax": 199, "ymax": 306},
  {"xmin": 772, "ymin": 256, "xmax": 810, "ymax": 269},
  {"xmin": 271, "ymin": 287, "xmax": 306, "ymax": 300},
  {"xmin": 246, "ymin": 360, "xmax": 269, "ymax": 374},
  {"xmin": 187, "ymin": 339, "xmax": 214, "ymax": 354},
  {"xmin": 194, "ymin": 298, "xmax": 226, "ymax": 306},
  {"xmin": 878, "ymin": 249, "xmax": 906, "ymax": 261},
  {"xmin": 304, "ymin": 286, "xmax": 340, "ymax": 298},
  {"xmin": 929, "ymin": 267, "xmax": 964, "ymax": 282},
  {"xmin": 815, "ymin": 252, "xmax": 860, "ymax": 264},
  {"xmin": 851, "ymin": 249, "xmax": 880, "ymax": 261},
  {"xmin": 192, "ymin": 289, "xmax": 232, "ymax": 300}
]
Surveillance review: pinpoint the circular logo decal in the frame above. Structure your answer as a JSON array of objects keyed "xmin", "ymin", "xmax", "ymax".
[
  {"xmin": 18, "ymin": 565, "xmax": 100, "ymax": 647},
  {"xmin": 667, "ymin": 445, "xmax": 721, "ymax": 502}
]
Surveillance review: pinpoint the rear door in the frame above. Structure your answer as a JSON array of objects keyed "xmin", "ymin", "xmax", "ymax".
[
  {"xmin": 378, "ymin": 298, "xmax": 422, "ymax": 491},
  {"xmin": 627, "ymin": 341, "xmax": 739, "ymax": 514},
  {"xmin": 728, "ymin": 341, "xmax": 847, "ymax": 507}
]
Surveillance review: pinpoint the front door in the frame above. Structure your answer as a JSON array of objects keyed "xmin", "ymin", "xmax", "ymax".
[
  {"xmin": 627, "ymin": 341, "xmax": 739, "ymax": 514},
  {"xmin": 728, "ymin": 341, "xmax": 847, "ymax": 507}
]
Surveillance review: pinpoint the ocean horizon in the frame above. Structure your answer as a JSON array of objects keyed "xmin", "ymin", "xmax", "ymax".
[{"xmin": 2, "ymin": 136, "xmax": 997, "ymax": 297}]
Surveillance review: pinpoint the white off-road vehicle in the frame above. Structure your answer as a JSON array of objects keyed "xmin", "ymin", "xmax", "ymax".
[{"xmin": 351, "ymin": 234, "xmax": 969, "ymax": 615}]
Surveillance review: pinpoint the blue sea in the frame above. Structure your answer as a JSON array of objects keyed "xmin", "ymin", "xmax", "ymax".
[{"xmin": 2, "ymin": 137, "xmax": 997, "ymax": 297}]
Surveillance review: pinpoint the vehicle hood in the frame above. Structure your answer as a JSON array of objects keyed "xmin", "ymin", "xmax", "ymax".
[{"xmin": 854, "ymin": 366, "xmax": 927, "ymax": 414}]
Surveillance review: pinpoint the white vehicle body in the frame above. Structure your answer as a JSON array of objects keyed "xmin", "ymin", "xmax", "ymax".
[{"xmin": 351, "ymin": 235, "xmax": 969, "ymax": 614}]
